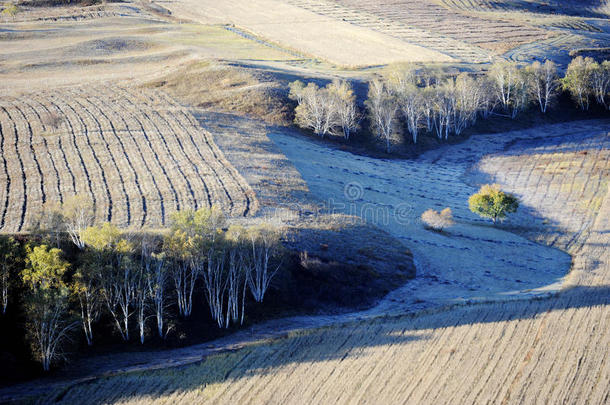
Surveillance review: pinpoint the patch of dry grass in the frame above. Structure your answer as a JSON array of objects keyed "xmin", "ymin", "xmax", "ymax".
[{"xmin": 144, "ymin": 62, "xmax": 292, "ymax": 125}]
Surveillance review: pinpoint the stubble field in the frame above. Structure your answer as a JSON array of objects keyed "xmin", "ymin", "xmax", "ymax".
[{"xmin": 0, "ymin": 85, "xmax": 257, "ymax": 231}]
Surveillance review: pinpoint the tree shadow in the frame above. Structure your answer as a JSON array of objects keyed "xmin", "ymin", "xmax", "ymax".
[{"xmin": 48, "ymin": 284, "xmax": 610, "ymax": 404}]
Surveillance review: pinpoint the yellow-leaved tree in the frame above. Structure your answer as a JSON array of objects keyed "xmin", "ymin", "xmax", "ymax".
[
  {"xmin": 22, "ymin": 244, "xmax": 76, "ymax": 371},
  {"xmin": 468, "ymin": 184, "xmax": 519, "ymax": 225}
]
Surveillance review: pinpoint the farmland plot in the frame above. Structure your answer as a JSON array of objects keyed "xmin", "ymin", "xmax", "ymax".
[
  {"xmin": 32, "ymin": 120, "xmax": 610, "ymax": 404},
  {"xmin": 286, "ymin": 0, "xmax": 547, "ymax": 58},
  {"xmin": 160, "ymin": 0, "xmax": 454, "ymax": 66},
  {"xmin": 0, "ymin": 85, "xmax": 256, "ymax": 232}
]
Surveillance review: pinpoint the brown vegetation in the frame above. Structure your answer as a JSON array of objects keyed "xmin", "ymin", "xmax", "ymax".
[{"xmin": 146, "ymin": 62, "xmax": 291, "ymax": 125}]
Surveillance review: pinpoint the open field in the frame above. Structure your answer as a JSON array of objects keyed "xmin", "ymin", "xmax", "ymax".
[
  {"xmin": 158, "ymin": 0, "xmax": 456, "ymax": 66},
  {"xmin": 0, "ymin": 0, "xmax": 609, "ymax": 403},
  {"xmin": 162, "ymin": 0, "xmax": 610, "ymax": 65},
  {"xmin": 26, "ymin": 120, "xmax": 610, "ymax": 404},
  {"xmin": 0, "ymin": 85, "xmax": 257, "ymax": 231}
]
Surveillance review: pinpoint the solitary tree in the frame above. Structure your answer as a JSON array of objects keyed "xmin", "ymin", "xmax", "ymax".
[
  {"xmin": 22, "ymin": 245, "xmax": 77, "ymax": 371},
  {"xmin": 468, "ymin": 184, "xmax": 519, "ymax": 224},
  {"xmin": 0, "ymin": 236, "xmax": 20, "ymax": 315}
]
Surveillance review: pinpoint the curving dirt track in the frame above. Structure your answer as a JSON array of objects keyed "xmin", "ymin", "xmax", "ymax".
[
  {"xmin": 0, "ymin": 85, "xmax": 257, "ymax": 232},
  {"xmin": 19, "ymin": 120, "xmax": 609, "ymax": 404}
]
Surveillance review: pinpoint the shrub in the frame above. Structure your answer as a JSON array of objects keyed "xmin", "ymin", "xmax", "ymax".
[
  {"xmin": 468, "ymin": 184, "xmax": 519, "ymax": 224},
  {"xmin": 421, "ymin": 207, "xmax": 454, "ymax": 232}
]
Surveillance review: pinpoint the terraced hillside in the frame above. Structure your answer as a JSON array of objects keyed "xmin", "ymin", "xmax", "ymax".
[
  {"xmin": 0, "ymin": 85, "xmax": 256, "ymax": 231},
  {"xmin": 29, "ymin": 121, "xmax": 610, "ymax": 404}
]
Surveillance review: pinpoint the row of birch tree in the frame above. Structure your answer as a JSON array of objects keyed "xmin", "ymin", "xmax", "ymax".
[
  {"xmin": 290, "ymin": 57, "xmax": 610, "ymax": 152},
  {"xmin": 1, "ymin": 200, "xmax": 283, "ymax": 371}
]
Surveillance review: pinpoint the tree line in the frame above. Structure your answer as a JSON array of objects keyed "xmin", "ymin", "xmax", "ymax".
[
  {"xmin": 1, "ymin": 197, "xmax": 283, "ymax": 371},
  {"xmin": 290, "ymin": 57, "xmax": 610, "ymax": 152}
]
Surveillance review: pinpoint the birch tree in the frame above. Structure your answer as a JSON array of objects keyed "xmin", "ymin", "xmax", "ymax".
[
  {"xmin": 61, "ymin": 195, "xmax": 94, "ymax": 250},
  {"xmin": 327, "ymin": 80, "xmax": 360, "ymax": 140},
  {"xmin": 0, "ymin": 236, "xmax": 19, "ymax": 315},
  {"xmin": 71, "ymin": 264, "xmax": 101, "ymax": 346},
  {"xmin": 431, "ymin": 83, "xmax": 455, "ymax": 140},
  {"xmin": 591, "ymin": 60, "xmax": 610, "ymax": 109},
  {"xmin": 397, "ymin": 84, "xmax": 422, "ymax": 143},
  {"xmin": 133, "ymin": 259, "xmax": 148, "ymax": 344},
  {"xmin": 82, "ymin": 223, "xmax": 136, "ymax": 341},
  {"xmin": 224, "ymin": 225, "xmax": 249, "ymax": 327},
  {"xmin": 22, "ymin": 244, "xmax": 77, "ymax": 371},
  {"xmin": 246, "ymin": 224, "xmax": 282, "ymax": 303},
  {"xmin": 164, "ymin": 229, "xmax": 197, "ymax": 317},
  {"xmin": 526, "ymin": 60, "xmax": 559, "ymax": 113},
  {"xmin": 291, "ymin": 82, "xmax": 337, "ymax": 138},
  {"xmin": 488, "ymin": 61, "xmax": 520, "ymax": 115},
  {"xmin": 479, "ymin": 77, "xmax": 497, "ymax": 119},
  {"xmin": 201, "ymin": 244, "xmax": 227, "ymax": 327},
  {"xmin": 385, "ymin": 63, "xmax": 417, "ymax": 92},
  {"xmin": 365, "ymin": 79, "xmax": 399, "ymax": 153},
  {"xmin": 421, "ymin": 86, "xmax": 436, "ymax": 131},
  {"xmin": 509, "ymin": 70, "xmax": 531, "ymax": 119},
  {"xmin": 165, "ymin": 207, "xmax": 226, "ymax": 318},
  {"xmin": 142, "ymin": 237, "xmax": 170, "ymax": 339},
  {"xmin": 453, "ymin": 73, "xmax": 485, "ymax": 134},
  {"xmin": 562, "ymin": 56, "xmax": 596, "ymax": 111}
]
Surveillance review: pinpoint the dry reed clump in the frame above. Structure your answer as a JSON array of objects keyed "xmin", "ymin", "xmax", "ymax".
[
  {"xmin": 420, "ymin": 207, "xmax": 454, "ymax": 232},
  {"xmin": 145, "ymin": 62, "xmax": 292, "ymax": 125}
]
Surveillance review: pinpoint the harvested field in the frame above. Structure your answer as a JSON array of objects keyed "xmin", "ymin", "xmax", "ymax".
[
  {"xmin": 160, "ymin": 0, "xmax": 455, "ymax": 66},
  {"xmin": 26, "ymin": 120, "xmax": 610, "ymax": 404},
  {"xmin": 292, "ymin": 0, "xmax": 546, "ymax": 55},
  {"xmin": 437, "ymin": 0, "xmax": 608, "ymax": 18},
  {"xmin": 0, "ymin": 85, "xmax": 257, "ymax": 232}
]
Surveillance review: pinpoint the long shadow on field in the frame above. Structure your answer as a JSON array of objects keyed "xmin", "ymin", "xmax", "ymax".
[
  {"xmin": 50, "ymin": 326, "xmax": 428, "ymax": 403},
  {"xmin": 48, "ymin": 285, "xmax": 610, "ymax": 404}
]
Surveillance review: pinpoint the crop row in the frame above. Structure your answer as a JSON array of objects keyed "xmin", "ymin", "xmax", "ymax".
[
  {"xmin": 0, "ymin": 86, "xmax": 256, "ymax": 232},
  {"xmin": 286, "ymin": 0, "xmax": 547, "ymax": 60}
]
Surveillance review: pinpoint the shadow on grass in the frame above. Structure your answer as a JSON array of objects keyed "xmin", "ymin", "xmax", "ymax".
[{"xmin": 43, "ymin": 283, "xmax": 610, "ymax": 404}]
